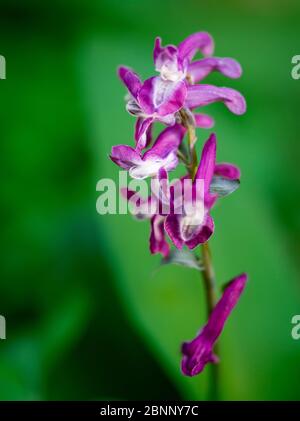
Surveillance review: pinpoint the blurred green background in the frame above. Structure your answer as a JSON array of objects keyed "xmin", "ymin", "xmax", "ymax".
[{"xmin": 1, "ymin": 0, "xmax": 300, "ymax": 400}]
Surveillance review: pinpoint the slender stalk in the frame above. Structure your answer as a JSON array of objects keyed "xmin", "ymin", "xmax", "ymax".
[
  {"xmin": 201, "ymin": 242, "xmax": 219, "ymax": 400},
  {"xmin": 201, "ymin": 242, "xmax": 217, "ymax": 314},
  {"xmin": 182, "ymin": 109, "xmax": 219, "ymax": 400}
]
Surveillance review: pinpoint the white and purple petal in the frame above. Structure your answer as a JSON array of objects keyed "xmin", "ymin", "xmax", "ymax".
[
  {"xmin": 150, "ymin": 215, "xmax": 170, "ymax": 257},
  {"xmin": 118, "ymin": 66, "xmax": 142, "ymax": 100},
  {"xmin": 186, "ymin": 84, "xmax": 246, "ymax": 115},
  {"xmin": 129, "ymin": 155, "xmax": 177, "ymax": 179},
  {"xmin": 178, "ymin": 32, "xmax": 214, "ymax": 62},
  {"xmin": 110, "ymin": 145, "xmax": 143, "ymax": 170},
  {"xmin": 134, "ymin": 117, "xmax": 153, "ymax": 152},
  {"xmin": 138, "ymin": 76, "xmax": 187, "ymax": 117},
  {"xmin": 153, "ymin": 37, "xmax": 184, "ymax": 82},
  {"xmin": 187, "ymin": 57, "xmax": 242, "ymax": 83},
  {"xmin": 164, "ymin": 214, "xmax": 184, "ymax": 250},
  {"xmin": 144, "ymin": 124, "xmax": 186, "ymax": 160}
]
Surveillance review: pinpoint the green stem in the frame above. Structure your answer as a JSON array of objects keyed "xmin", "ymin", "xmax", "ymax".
[
  {"xmin": 201, "ymin": 242, "xmax": 217, "ymax": 314},
  {"xmin": 201, "ymin": 242, "xmax": 219, "ymax": 400}
]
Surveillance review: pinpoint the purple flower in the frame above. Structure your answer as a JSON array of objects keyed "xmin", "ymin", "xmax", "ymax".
[
  {"xmin": 110, "ymin": 124, "xmax": 186, "ymax": 179},
  {"xmin": 154, "ymin": 33, "xmax": 241, "ymax": 84},
  {"xmin": 181, "ymin": 273, "xmax": 248, "ymax": 376},
  {"xmin": 153, "ymin": 32, "xmax": 214, "ymax": 83},
  {"xmin": 164, "ymin": 133, "xmax": 240, "ymax": 249},
  {"xmin": 164, "ymin": 133, "xmax": 217, "ymax": 249},
  {"xmin": 119, "ymin": 32, "xmax": 246, "ymax": 149},
  {"xmin": 154, "ymin": 33, "xmax": 246, "ymax": 117},
  {"xmin": 119, "ymin": 66, "xmax": 187, "ymax": 151}
]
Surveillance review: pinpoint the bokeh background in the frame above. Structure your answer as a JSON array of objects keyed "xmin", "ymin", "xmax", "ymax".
[{"xmin": 1, "ymin": 0, "xmax": 300, "ymax": 400}]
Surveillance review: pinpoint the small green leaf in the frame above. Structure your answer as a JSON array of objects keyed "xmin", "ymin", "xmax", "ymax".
[{"xmin": 162, "ymin": 249, "xmax": 202, "ymax": 270}]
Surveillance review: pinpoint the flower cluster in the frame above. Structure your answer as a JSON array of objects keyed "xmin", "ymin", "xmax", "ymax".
[{"xmin": 109, "ymin": 32, "xmax": 248, "ymax": 378}]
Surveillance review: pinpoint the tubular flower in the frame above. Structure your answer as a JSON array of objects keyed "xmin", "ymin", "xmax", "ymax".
[{"xmin": 181, "ymin": 273, "xmax": 247, "ymax": 376}]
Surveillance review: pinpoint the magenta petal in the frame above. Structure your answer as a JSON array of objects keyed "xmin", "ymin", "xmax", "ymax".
[
  {"xmin": 110, "ymin": 145, "xmax": 142, "ymax": 170},
  {"xmin": 144, "ymin": 124, "xmax": 186, "ymax": 160},
  {"xmin": 156, "ymin": 80, "xmax": 187, "ymax": 116},
  {"xmin": 153, "ymin": 37, "xmax": 179, "ymax": 71},
  {"xmin": 194, "ymin": 113, "xmax": 215, "ymax": 129},
  {"xmin": 138, "ymin": 77, "xmax": 187, "ymax": 117},
  {"xmin": 150, "ymin": 215, "xmax": 170, "ymax": 257},
  {"xmin": 214, "ymin": 163, "xmax": 241, "ymax": 180},
  {"xmin": 138, "ymin": 77, "xmax": 156, "ymax": 114},
  {"xmin": 182, "ymin": 273, "xmax": 248, "ymax": 376},
  {"xmin": 185, "ymin": 214, "xmax": 214, "ymax": 249},
  {"xmin": 164, "ymin": 215, "xmax": 184, "ymax": 249},
  {"xmin": 135, "ymin": 117, "xmax": 153, "ymax": 151},
  {"xmin": 186, "ymin": 85, "xmax": 246, "ymax": 115},
  {"xmin": 178, "ymin": 32, "xmax": 214, "ymax": 61},
  {"xmin": 187, "ymin": 57, "xmax": 242, "ymax": 83},
  {"xmin": 118, "ymin": 66, "xmax": 142, "ymax": 99},
  {"xmin": 195, "ymin": 133, "xmax": 216, "ymax": 196}
]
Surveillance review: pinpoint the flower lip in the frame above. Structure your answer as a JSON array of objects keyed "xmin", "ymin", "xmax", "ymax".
[
  {"xmin": 129, "ymin": 153, "xmax": 177, "ymax": 180},
  {"xmin": 180, "ymin": 212, "xmax": 205, "ymax": 242}
]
